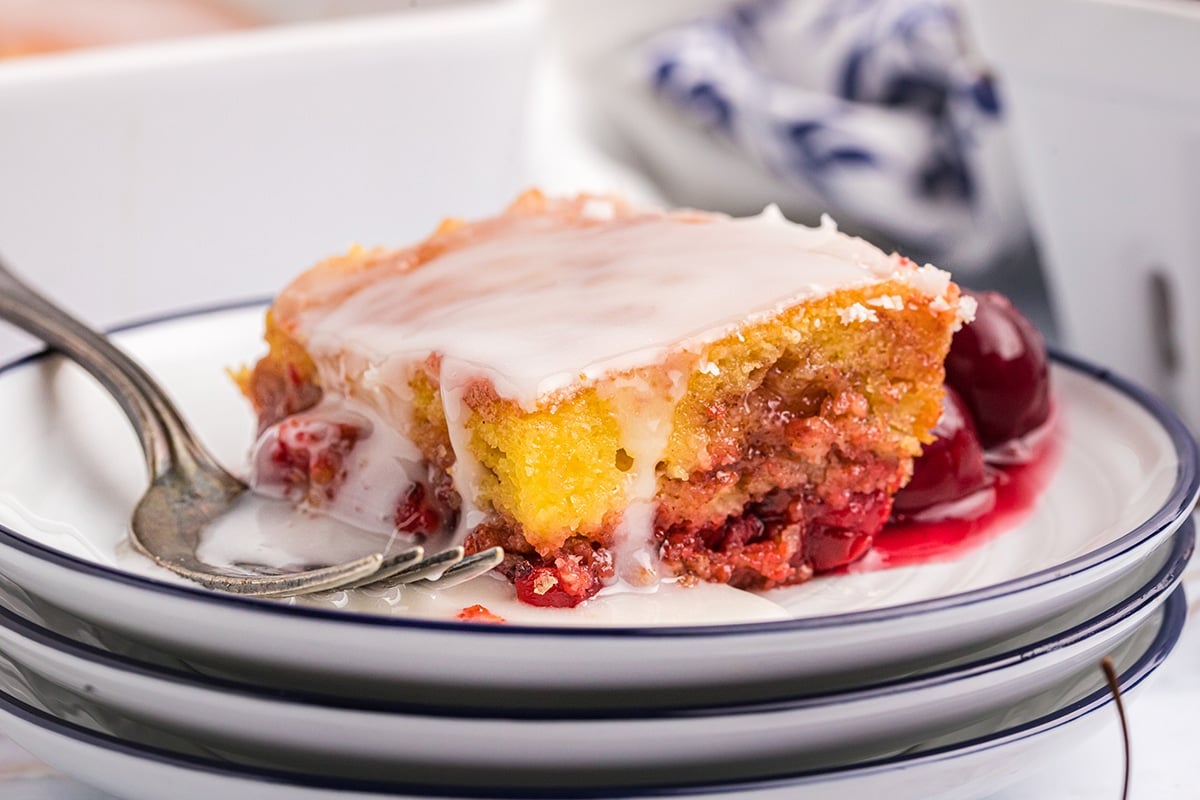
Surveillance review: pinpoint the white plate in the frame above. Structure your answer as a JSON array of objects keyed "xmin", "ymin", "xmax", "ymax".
[
  {"xmin": 0, "ymin": 521, "xmax": 1187, "ymax": 784},
  {"xmin": 0, "ymin": 303, "xmax": 1194, "ymax": 701},
  {"xmin": 0, "ymin": 589, "xmax": 1183, "ymax": 800}
]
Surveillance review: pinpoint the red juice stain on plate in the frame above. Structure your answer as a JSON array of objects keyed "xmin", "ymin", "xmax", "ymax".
[{"xmin": 856, "ymin": 417, "xmax": 1063, "ymax": 572}]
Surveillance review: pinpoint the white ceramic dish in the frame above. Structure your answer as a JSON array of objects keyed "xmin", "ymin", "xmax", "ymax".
[
  {"xmin": 0, "ymin": 303, "xmax": 1194, "ymax": 704},
  {"xmin": 0, "ymin": 589, "xmax": 1182, "ymax": 800},
  {"xmin": 0, "ymin": 521, "xmax": 1187, "ymax": 785},
  {"xmin": 961, "ymin": 0, "xmax": 1200, "ymax": 430},
  {"xmin": 0, "ymin": 0, "xmax": 540, "ymax": 363}
]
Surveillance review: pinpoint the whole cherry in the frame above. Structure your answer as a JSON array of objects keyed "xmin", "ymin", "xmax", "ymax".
[
  {"xmin": 892, "ymin": 385, "xmax": 995, "ymax": 522},
  {"xmin": 945, "ymin": 290, "xmax": 1051, "ymax": 449}
]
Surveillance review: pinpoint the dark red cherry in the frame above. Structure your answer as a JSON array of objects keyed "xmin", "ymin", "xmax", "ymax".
[
  {"xmin": 513, "ymin": 564, "xmax": 586, "ymax": 608},
  {"xmin": 893, "ymin": 386, "xmax": 995, "ymax": 522},
  {"xmin": 806, "ymin": 490, "xmax": 888, "ymax": 572},
  {"xmin": 514, "ymin": 568, "xmax": 579, "ymax": 608},
  {"xmin": 945, "ymin": 291, "xmax": 1050, "ymax": 449},
  {"xmin": 393, "ymin": 483, "xmax": 443, "ymax": 537}
]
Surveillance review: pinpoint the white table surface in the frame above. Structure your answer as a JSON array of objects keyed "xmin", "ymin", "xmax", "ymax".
[{"xmin": 2, "ymin": 35, "xmax": 1198, "ymax": 800}]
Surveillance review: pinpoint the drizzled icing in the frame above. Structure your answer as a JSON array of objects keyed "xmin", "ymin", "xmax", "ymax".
[
  {"xmin": 296, "ymin": 206, "xmax": 956, "ymax": 409},
  {"xmin": 253, "ymin": 200, "xmax": 967, "ymax": 566}
]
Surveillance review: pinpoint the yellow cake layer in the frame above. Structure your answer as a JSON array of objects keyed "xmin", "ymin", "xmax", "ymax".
[{"xmin": 403, "ymin": 279, "xmax": 954, "ymax": 553}]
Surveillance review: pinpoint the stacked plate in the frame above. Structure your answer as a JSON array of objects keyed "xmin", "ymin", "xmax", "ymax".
[{"xmin": 0, "ymin": 302, "xmax": 1195, "ymax": 800}]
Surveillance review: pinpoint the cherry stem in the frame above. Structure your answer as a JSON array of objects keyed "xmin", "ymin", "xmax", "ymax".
[{"xmin": 1101, "ymin": 656, "xmax": 1131, "ymax": 800}]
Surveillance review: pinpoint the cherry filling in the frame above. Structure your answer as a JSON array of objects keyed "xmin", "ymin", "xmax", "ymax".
[
  {"xmin": 658, "ymin": 487, "xmax": 892, "ymax": 590},
  {"xmin": 662, "ymin": 491, "xmax": 807, "ymax": 589},
  {"xmin": 944, "ymin": 290, "xmax": 1051, "ymax": 449},
  {"xmin": 806, "ymin": 491, "xmax": 890, "ymax": 572},
  {"xmin": 894, "ymin": 291, "xmax": 1052, "ymax": 521},
  {"xmin": 261, "ymin": 415, "xmax": 452, "ymax": 536},
  {"xmin": 265, "ymin": 416, "xmax": 365, "ymax": 501},
  {"xmin": 393, "ymin": 483, "xmax": 444, "ymax": 537},
  {"xmin": 891, "ymin": 386, "xmax": 995, "ymax": 522},
  {"xmin": 478, "ymin": 486, "xmax": 891, "ymax": 609},
  {"xmin": 513, "ymin": 565, "xmax": 588, "ymax": 608},
  {"xmin": 502, "ymin": 536, "xmax": 614, "ymax": 608}
]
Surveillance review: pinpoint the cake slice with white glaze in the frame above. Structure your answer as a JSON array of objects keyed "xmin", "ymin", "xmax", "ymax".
[{"xmin": 235, "ymin": 190, "xmax": 974, "ymax": 607}]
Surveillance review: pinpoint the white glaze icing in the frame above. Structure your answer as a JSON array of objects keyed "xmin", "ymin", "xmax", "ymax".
[
  {"xmin": 299, "ymin": 210, "xmax": 950, "ymax": 408},
  {"xmin": 178, "ymin": 494, "xmax": 793, "ymax": 625},
  {"xmin": 288, "ymin": 574, "xmax": 793, "ymax": 626}
]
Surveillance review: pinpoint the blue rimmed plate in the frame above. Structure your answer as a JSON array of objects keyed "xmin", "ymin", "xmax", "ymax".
[
  {"xmin": 0, "ymin": 520, "xmax": 1187, "ymax": 781},
  {"xmin": 0, "ymin": 303, "xmax": 1194, "ymax": 704},
  {"xmin": 0, "ymin": 588, "xmax": 1183, "ymax": 800}
]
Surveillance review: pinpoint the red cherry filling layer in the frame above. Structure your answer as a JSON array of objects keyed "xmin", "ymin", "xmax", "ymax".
[
  {"xmin": 481, "ymin": 485, "xmax": 892, "ymax": 609},
  {"xmin": 658, "ymin": 487, "xmax": 891, "ymax": 592},
  {"xmin": 263, "ymin": 416, "xmax": 365, "ymax": 502},
  {"xmin": 258, "ymin": 414, "xmax": 452, "ymax": 536}
]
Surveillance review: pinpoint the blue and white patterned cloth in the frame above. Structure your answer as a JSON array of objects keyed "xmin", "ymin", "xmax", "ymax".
[{"xmin": 642, "ymin": 0, "xmax": 1026, "ymax": 270}]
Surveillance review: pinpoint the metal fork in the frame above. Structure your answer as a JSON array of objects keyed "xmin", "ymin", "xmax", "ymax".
[{"xmin": 0, "ymin": 258, "xmax": 501, "ymax": 597}]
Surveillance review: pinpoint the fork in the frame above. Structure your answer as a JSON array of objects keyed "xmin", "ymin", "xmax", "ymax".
[{"xmin": 0, "ymin": 258, "xmax": 502, "ymax": 597}]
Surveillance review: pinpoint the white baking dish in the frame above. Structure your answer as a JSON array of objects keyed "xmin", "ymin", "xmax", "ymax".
[{"xmin": 0, "ymin": 0, "xmax": 541, "ymax": 360}]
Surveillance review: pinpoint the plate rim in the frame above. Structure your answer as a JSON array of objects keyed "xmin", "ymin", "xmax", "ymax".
[
  {"xmin": 0, "ymin": 588, "xmax": 1184, "ymax": 798},
  {"xmin": 0, "ymin": 298, "xmax": 1195, "ymax": 640},
  {"xmin": 0, "ymin": 518, "xmax": 1189, "ymax": 721}
]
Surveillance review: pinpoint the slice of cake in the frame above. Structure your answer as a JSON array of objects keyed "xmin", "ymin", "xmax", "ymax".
[{"xmin": 235, "ymin": 191, "xmax": 974, "ymax": 607}]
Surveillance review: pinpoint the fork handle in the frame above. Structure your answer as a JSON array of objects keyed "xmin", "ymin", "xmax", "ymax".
[{"xmin": 0, "ymin": 257, "xmax": 218, "ymax": 480}]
